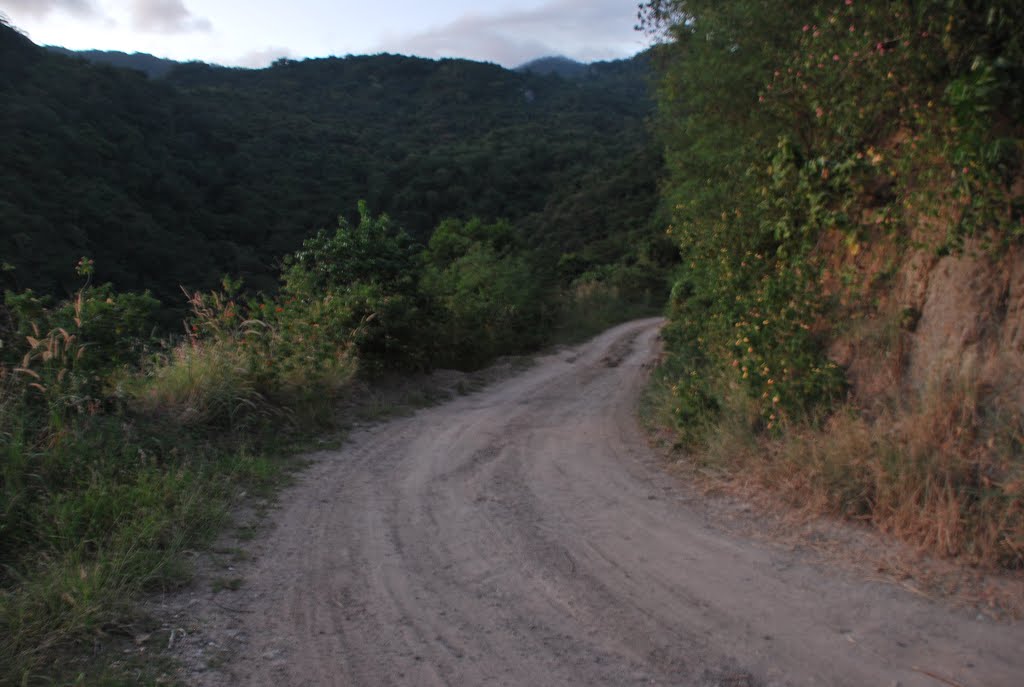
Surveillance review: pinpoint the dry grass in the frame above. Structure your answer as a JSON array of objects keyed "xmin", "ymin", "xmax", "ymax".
[
  {"xmin": 689, "ymin": 377, "xmax": 1024, "ymax": 569},
  {"xmin": 133, "ymin": 341, "xmax": 268, "ymax": 430},
  {"xmin": 131, "ymin": 339, "xmax": 358, "ymax": 431}
]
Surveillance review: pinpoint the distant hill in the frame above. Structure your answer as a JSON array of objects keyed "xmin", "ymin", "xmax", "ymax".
[
  {"xmin": 44, "ymin": 47, "xmax": 182, "ymax": 78},
  {"xmin": 1, "ymin": 22, "xmax": 662, "ymax": 306},
  {"xmin": 516, "ymin": 56, "xmax": 589, "ymax": 78}
]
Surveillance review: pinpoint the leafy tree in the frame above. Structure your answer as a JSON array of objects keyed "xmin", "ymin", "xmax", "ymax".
[
  {"xmin": 422, "ymin": 218, "xmax": 551, "ymax": 368},
  {"xmin": 282, "ymin": 203, "xmax": 429, "ymax": 369},
  {"xmin": 285, "ymin": 202, "xmax": 420, "ymax": 294}
]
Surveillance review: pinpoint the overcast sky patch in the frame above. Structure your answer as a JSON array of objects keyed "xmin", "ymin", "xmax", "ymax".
[
  {"xmin": 0, "ymin": 0, "xmax": 649, "ymax": 69},
  {"xmin": 2, "ymin": 0, "xmax": 99, "ymax": 20},
  {"xmin": 233, "ymin": 45, "xmax": 295, "ymax": 68},
  {"xmin": 129, "ymin": 0, "xmax": 211, "ymax": 33},
  {"xmin": 379, "ymin": 0, "xmax": 645, "ymax": 66}
]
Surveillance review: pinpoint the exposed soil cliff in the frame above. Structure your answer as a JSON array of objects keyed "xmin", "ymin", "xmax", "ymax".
[
  {"xmin": 827, "ymin": 225, "xmax": 1023, "ymax": 417},
  {"xmin": 814, "ymin": 216, "xmax": 1024, "ymax": 564}
]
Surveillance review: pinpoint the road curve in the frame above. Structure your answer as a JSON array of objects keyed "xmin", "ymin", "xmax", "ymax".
[{"xmin": 190, "ymin": 319, "xmax": 1023, "ymax": 687}]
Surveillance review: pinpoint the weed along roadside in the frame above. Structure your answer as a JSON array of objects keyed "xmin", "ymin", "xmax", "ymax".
[{"xmin": 0, "ymin": 217, "xmax": 660, "ymax": 684}]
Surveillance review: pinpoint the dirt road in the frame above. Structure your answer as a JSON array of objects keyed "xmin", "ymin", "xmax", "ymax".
[{"xmin": 178, "ymin": 319, "xmax": 1024, "ymax": 686}]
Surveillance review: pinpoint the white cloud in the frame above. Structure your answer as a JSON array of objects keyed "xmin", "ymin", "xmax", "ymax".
[
  {"xmin": 233, "ymin": 45, "xmax": 295, "ymax": 68},
  {"xmin": 128, "ymin": 0, "xmax": 211, "ymax": 34},
  {"xmin": 2, "ymin": 0, "xmax": 99, "ymax": 20},
  {"xmin": 380, "ymin": 0, "xmax": 647, "ymax": 67}
]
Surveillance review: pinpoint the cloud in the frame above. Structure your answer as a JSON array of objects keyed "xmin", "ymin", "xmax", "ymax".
[
  {"xmin": 379, "ymin": 0, "xmax": 648, "ymax": 67},
  {"xmin": 2, "ymin": 0, "xmax": 98, "ymax": 20},
  {"xmin": 233, "ymin": 46, "xmax": 296, "ymax": 69},
  {"xmin": 128, "ymin": 0, "xmax": 211, "ymax": 34}
]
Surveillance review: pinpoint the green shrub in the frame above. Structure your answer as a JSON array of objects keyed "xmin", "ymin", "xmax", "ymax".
[
  {"xmin": 283, "ymin": 202, "xmax": 431, "ymax": 370},
  {"xmin": 422, "ymin": 218, "xmax": 553, "ymax": 367}
]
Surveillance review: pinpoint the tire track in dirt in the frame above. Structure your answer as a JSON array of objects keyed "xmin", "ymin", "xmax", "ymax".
[{"xmin": 175, "ymin": 318, "xmax": 1024, "ymax": 687}]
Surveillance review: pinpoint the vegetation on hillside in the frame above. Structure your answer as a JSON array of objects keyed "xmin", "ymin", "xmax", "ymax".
[
  {"xmin": 516, "ymin": 56, "xmax": 590, "ymax": 78},
  {"xmin": 43, "ymin": 46, "xmax": 182, "ymax": 78},
  {"xmin": 0, "ymin": 19, "xmax": 673, "ymax": 682},
  {"xmin": 1, "ymin": 21, "xmax": 663, "ymax": 307},
  {"xmin": 643, "ymin": 0, "xmax": 1024, "ymax": 567}
]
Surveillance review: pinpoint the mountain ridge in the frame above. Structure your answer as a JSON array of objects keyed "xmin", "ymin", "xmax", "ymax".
[
  {"xmin": 515, "ymin": 55, "xmax": 589, "ymax": 78},
  {"xmin": 1, "ymin": 21, "xmax": 663, "ymax": 307},
  {"xmin": 39, "ymin": 46, "xmax": 643, "ymax": 81},
  {"xmin": 43, "ymin": 46, "xmax": 182, "ymax": 78}
]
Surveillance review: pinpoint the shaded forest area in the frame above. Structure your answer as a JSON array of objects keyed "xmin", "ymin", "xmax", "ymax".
[{"xmin": 1, "ymin": 22, "xmax": 670, "ymax": 309}]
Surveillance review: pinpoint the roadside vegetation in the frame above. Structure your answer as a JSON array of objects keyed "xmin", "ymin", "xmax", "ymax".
[
  {"xmin": 0, "ymin": 203, "xmax": 665, "ymax": 684},
  {"xmin": 643, "ymin": 0, "xmax": 1024, "ymax": 568}
]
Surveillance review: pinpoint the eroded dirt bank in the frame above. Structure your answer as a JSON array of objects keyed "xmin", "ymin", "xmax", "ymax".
[{"xmin": 165, "ymin": 319, "xmax": 1023, "ymax": 687}]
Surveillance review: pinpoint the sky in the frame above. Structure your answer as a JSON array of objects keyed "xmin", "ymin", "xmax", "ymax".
[{"xmin": 0, "ymin": 0, "xmax": 651, "ymax": 68}]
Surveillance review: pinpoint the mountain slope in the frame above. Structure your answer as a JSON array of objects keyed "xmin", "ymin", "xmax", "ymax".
[
  {"xmin": 1, "ymin": 22, "xmax": 658, "ymax": 304},
  {"xmin": 516, "ymin": 55, "xmax": 589, "ymax": 78},
  {"xmin": 43, "ymin": 47, "xmax": 182, "ymax": 78}
]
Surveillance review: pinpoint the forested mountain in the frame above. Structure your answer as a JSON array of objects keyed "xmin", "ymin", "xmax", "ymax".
[
  {"xmin": 0, "ymin": 21, "xmax": 662, "ymax": 307},
  {"xmin": 43, "ymin": 46, "xmax": 182, "ymax": 78},
  {"xmin": 516, "ymin": 56, "xmax": 589, "ymax": 78}
]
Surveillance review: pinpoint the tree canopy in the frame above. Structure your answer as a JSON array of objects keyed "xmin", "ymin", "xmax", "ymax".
[{"xmin": 0, "ymin": 21, "xmax": 660, "ymax": 311}]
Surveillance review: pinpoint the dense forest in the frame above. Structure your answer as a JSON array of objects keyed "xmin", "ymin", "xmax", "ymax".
[
  {"xmin": 1, "ymin": 22, "xmax": 667, "ymax": 307},
  {"xmin": 43, "ymin": 46, "xmax": 182, "ymax": 78}
]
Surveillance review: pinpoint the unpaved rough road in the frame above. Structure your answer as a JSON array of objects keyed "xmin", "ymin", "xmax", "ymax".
[{"xmin": 182, "ymin": 319, "xmax": 1024, "ymax": 686}]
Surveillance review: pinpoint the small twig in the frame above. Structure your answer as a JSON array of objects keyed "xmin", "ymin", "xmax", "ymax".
[
  {"xmin": 897, "ymin": 580, "xmax": 932, "ymax": 599},
  {"xmin": 864, "ymin": 576, "xmax": 933, "ymax": 600},
  {"xmin": 912, "ymin": 666, "xmax": 966, "ymax": 687},
  {"xmin": 167, "ymin": 628, "xmax": 185, "ymax": 649},
  {"xmin": 214, "ymin": 600, "xmax": 254, "ymax": 614}
]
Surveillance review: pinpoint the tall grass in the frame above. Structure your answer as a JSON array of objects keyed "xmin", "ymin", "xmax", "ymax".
[
  {"xmin": 0, "ymin": 285, "xmax": 361, "ymax": 684},
  {"xmin": 134, "ymin": 341, "xmax": 269, "ymax": 430},
  {"xmin": 0, "ymin": 372, "xmax": 291, "ymax": 683}
]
